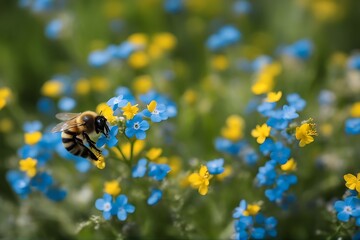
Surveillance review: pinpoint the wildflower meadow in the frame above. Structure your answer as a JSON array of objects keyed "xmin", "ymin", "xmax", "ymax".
[{"xmin": 2, "ymin": 0, "xmax": 360, "ymax": 239}]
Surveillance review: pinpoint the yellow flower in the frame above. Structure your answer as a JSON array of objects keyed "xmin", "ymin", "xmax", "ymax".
[
  {"xmin": 351, "ymin": 102, "xmax": 360, "ymax": 117},
  {"xmin": 41, "ymin": 80, "xmax": 63, "ymax": 97},
  {"xmin": 117, "ymin": 140, "xmax": 146, "ymax": 160},
  {"xmin": 182, "ymin": 89, "xmax": 197, "ymax": 105},
  {"xmin": 103, "ymin": 0, "xmax": 123, "ymax": 18},
  {"xmin": 221, "ymin": 115, "xmax": 245, "ymax": 141},
  {"xmin": 147, "ymin": 100, "xmax": 157, "ymax": 112},
  {"xmin": 146, "ymin": 148, "xmax": 162, "ymax": 161},
  {"xmin": 91, "ymin": 77, "xmax": 110, "ymax": 92},
  {"xmin": 96, "ymin": 103, "xmax": 117, "ymax": 125},
  {"xmin": 281, "ymin": 158, "xmax": 297, "ymax": 171},
  {"xmin": 24, "ymin": 131, "xmax": 42, "ymax": 145},
  {"xmin": 133, "ymin": 75, "xmax": 153, "ymax": 94},
  {"xmin": 344, "ymin": 173, "xmax": 360, "ymax": 192},
  {"xmin": 251, "ymin": 62, "xmax": 281, "ymax": 95},
  {"xmin": 75, "ymin": 78, "xmax": 91, "ymax": 95},
  {"xmin": 251, "ymin": 124, "xmax": 271, "ymax": 144},
  {"xmin": 188, "ymin": 165, "xmax": 212, "ymax": 196},
  {"xmin": 295, "ymin": 122, "xmax": 317, "ymax": 147},
  {"xmin": 0, "ymin": 118, "xmax": 13, "ymax": 133},
  {"xmin": 93, "ymin": 152, "xmax": 106, "ymax": 169},
  {"xmin": 243, "ymin": 204, "xmax": 261, "ymax": 216},
  {"xmin": 19, "ymin": 158, "xmax": 37, "ymax": 177},
  {"xmin": 0, "ymin": 87, "xmax": 12, "ymax": 110},
  {"xmin": 168, "ymin": 156, "xmax": 182, "ymax": 176},
  {"xmin": 211, "ymin": 55, "xmax": 229, "ymax": 71},
  {"xmin": 265, "ymin": 91, "xmax": 282, "ymax": 103},
  {"xmin": 128, "ymin": 51, "xmax": 149, "ymax": 69},
  {"xmin": 152, "ymin": 32, "xmax": 177, "ymax": 51},
  {"xmin": 128, "ymin": 33, "xmax": 148, "ymax": 47},
  {"xmin": 122, "ymin": 102, "xmax": 139, "ymax": 120},
  {"xmin": 104, "ymin": 180, "xmax": 121, "ymax": 196}
]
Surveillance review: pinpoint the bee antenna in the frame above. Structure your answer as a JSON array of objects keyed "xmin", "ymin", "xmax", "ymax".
[{"xmin": 99, "ymin": 111, "xmax": 103, "ymax": 116}]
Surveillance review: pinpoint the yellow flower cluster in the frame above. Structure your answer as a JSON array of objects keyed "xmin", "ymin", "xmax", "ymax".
[
  {"xmin": 221, "ymin": 115, "xmax": 245, "ymax": 141},
  {"xmin": 0, "ymin": 87, "xmax": 12, "ymax": 110},
  {"xmin": 251, "ymin": 62, "xmax": 282, "ymax": 95}
]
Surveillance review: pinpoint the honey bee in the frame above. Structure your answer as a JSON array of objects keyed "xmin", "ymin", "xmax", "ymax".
[{"xmin": 51, "ymin": 111, "xmax": 110, "ymax": 161}]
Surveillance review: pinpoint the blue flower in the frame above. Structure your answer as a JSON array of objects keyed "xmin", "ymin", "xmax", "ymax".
[
  {"xmin": 115, "ymin": 87, "xmax": 136, "ymax": 104},
  {"xmin": 97, "ymin": 126, "xmax": 118, "ymax": 148},
  {"xmin": 266, "ymin": 117, "xmax": 289, "ymax": 130},
  {"xmin": 265, "ymin": 217, "xmax": 278, "ymax": 237},
  {"xmin": 233, "ymin": 200, "xmax": 247, "ymax": 218},
  {"xmin": 318, "ymin": 90, "xmax": 336, "ymax": 106},
  {"xmin": 256, "ymin": 161, "xmax": 277, "ymax": 186},
  {"xmin": 281, "ymin": 105, "xmax": 299, "ymax": 120},
  {"xmin": 281, "ymin": 39, "xmax": 313, "ymax": 60},
  {"xmin": 347, "ymin": 53, "xmax": 360, "ymax": 70},
  {"xmin": 30, "ymin": 172, "xmax": 53, "ymax": 192},
  {"xmin": 265, "ymin": 187, "xmax": 284, "ymax": 202},
  {"xmin": 334, "ymin": 196, "xmax": 360, "ymax": 222},
  {"xmin": 113, "ymin": 195, "xmax": 135, "ymax": 221},
  {"xmin": 164, "ymin": 0, "xmax": 183, "ymax": 13},
  {"xmin": 345, "ymin": 118, "xmax": 360, "ymax": 135},
  {"xmin": 207, "ymin": 25, "xmax": 241, "ymax": 51},
  {"xmin": 233, "ymin": 0, "xmax": 251, "ymax": 15},
  {"xmin": 148, "ymin": 163, "xmax": 171, "ymax": 181},
  {"xmin": 45, "ymin": 187, "xmax": 67, "ymax": 202},
  {"xmin": 23, "ymin": 121, "xmax": 42, "ymax": 133},
  {"xmin": 251, "ymin": 227, "xmax": 266, "ymax": 239},
  {"xmin": 37, "ymin": 97, "xmax": 56, "ymax": 115},
  {"xmin": 95, "ymin": 193, "xmax": 114, "ymax": 220},
  {"xmin": 88, "ymin": 50, "xmax": 111, "ymax": 67},
  {"xmin": 147, "ymin": 189, "xmax": 163, "ymax": 205},
  {"xmin": 270, "ymin": 142, "xmax": 291, "ymax": 165},
  {"xmin": 251, "ymin": 55, "xmax": 272, "ymax": 72},
  {"xmin": 6, "ymin": 170, "xmax": 31, "ymax": 198},
  {"xmin": 116, "ymin": 41, "xmax": 137, "ymax": 59},
  {"xmin": 132, "ymin": 158, "xmax": 148, "ymax": 178},
  {"xmin": 45, "ymin": 19, "xmax": 63, "ymax": 39},
  {"xmin": 242, "ymin": 149, "xmax": 259, "ymax": 165},
  {"xmin": 107, "ymin": 95, "xmax": 128, "ymax": 111},
  {"xmin": 215, "ymin": 138, "xmax": 247, "ymax": 155},
  {"xmin": 259, "ymin": 139, "xmax": 275, "ymax": 156},
  {"xmin": 257, "ymin": 102, "xmax": 276, "ymax": 117},
  {"xmin": 142, "ymin": 104, "xmax": 168, "ymax": 123},
  {"xmin": 276, "ymin": 174, "xmax": 297, "ymax": 191},
  {"xmin": 58, "ymin": 97, "xmax": 76, "ymax": 111},
  {"xmin": 206, "ymin": 158, "xmax": 224, "ymax": 175},
  {"xmin": 125, "ymin": 115, "xmax": 150, "ymax": 140},
  {"xmin": 286, "ymin": 93, "xmax": 306, "ymax": 112}
]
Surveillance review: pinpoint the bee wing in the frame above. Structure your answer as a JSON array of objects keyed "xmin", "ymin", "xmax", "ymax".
[
  {"xmin": 51, "ymin": 121, "xmax": 83, "ymax": 133},
  {"xmin": 55, "ymin": 112, "xmax": 81, "ymax": 121}
]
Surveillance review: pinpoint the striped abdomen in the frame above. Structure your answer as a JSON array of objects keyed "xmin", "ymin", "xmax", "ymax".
[{"xmin": 61, "ymin": 130, "xmax": 98, "ymax": 161}]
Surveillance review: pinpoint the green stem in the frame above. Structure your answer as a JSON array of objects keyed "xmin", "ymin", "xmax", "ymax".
[{"xmin": 129, "ymin": 139, "xmax": 135, "ymax": 162}]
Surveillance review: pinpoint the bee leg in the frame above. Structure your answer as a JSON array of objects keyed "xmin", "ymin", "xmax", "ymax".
[
  {"xmin": 82, "ymin": 132, "xmax": 101, "ymax": 153},
  {"xmin": 74, "ymin": 137, "xmax": 98, "ymax": 161}
]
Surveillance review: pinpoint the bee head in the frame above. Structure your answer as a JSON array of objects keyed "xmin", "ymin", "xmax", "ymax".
[{"xmin": 95, "ymin": 116, "xmax": 110, "ymax": 137}]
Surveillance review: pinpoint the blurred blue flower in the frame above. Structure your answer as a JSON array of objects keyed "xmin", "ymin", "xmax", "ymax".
[
  {"xmin": 281, "ymin": 105, "xmax": 299, "ymax": 120},
  {"xmin": 266, "ymin": 117, "xmax": 289, "ymax": 130},
  {"xmin": 58, "ymin": 97, "xmax": 76, "ymax": 111},
  {"xmin": 257, "ymin": 102, "xmax": 276, "ymax": 117},
  {"xmin": 164, "ymin": 0, "xmax": 183, "ymax": 13},
  {"xmin": 215, "ymin": 138, "xmax": 247, "ymax": 155},
  {"xmin": 265, "ymin": 187, "xmax": 283, "ymax": 202},
  {"xmin": 265, "ymin": 217, "xmax": 278, "ymax": 237},
  {"xmin": 270, "ymin": 142, "xmax": 291, "ymax": 165},
  {"xmin": 251, "ymin": 227, "xmax": 265, "ymax": 239},
  {"xmin": 251, "ymin": 55, "xmax": 272, "ymax": 72},
  {"xmin": 259, "ymin": 139, "xmax": 275, "ymax": 156},
  {"xmin": 207, "ymin": 25, "xmax": 241, "ymax": 51},
  {"xmin": 114, "ymin": 194, "xmax": 135, "ymax": 221},
  {"xmin": 96, "ymin": 125, "xmax": 118, "ymax": 148},
  {"xmin": 233, "ymin": 0, "xmax": 251, "ymax": 15},
  {"xmin": 233, "ymin": 200, "xmax": 247, "ymax": 218},
  {"xmin": 37, "ymin": 97, "xmax": 56, "ymax": 115},
  {"xmin": 95, "ymin": 193, "xmax": 114, "ymax": 220},
  {"xmin": 125, "ymin": 115, "xmax": 150, "ymax": 140},
  {"xmin": 115, "ymin": 87, "xmax": 136, "ymax": 104},
  {"xmin": 286, "ymin": 93, "xmax": 306, "ymax": 112},
  {"xmin": 32, "ymin": 0, "xmax": 53, "ymax": 12},
  {"xmin": 206, "ymin": 158, "xmax": 224, "ymax": 175},
  {"xmin": 281, "ymin": 39, "xmax": 313, "ymax": 60},
  {"xmin": 23, "ymin": 121, "xmax": 42, "ymax": 133},
  {"xmin": 45, "ymin": 19, "xmax": 63, "ymax": 39},
  {"xmin": 116, "ymin": 41, "xmax": 137, "ymax": 59},
  {"xmin": 256, "ymin": 160, "xmax": 277, "ymax": 186},
  {"xmin": 6, "ymin": 170, "xmax": 31, "ymax": 198},
  {"xmin": 148, "ymin": 163, "xmax": 171, "ymax": 181},
  {"xmin": 334, "ymin": 196, "xmax": 360, "ymax": 222},
  {"xmin": 132, "ymin": 158, "xmax": 148, "ymax": 178},
  {"xmin": 88, "ymin": 50, "xmax": 111, "ymax": 67},
  {"xmin": 45, "ymin": 187, "xmax": 67, "ymax": 201},
  {"xmin": 347, "ymin": 53, "xmax": 360, "ymax": 70},
  {"xmin": 276, "ymin": 174, "xmax": 297, "ymax": 191},
  {"xmin": 147, "ymin": 189, "xmax": 163, "ymax": 205},
  {"xmin": 30, "ymin": 172, "xmax": 53, "ymax": 192},
  {"xmin": 318, "ymin": 90, "xmax": 336, "ymax": 106},
  {"xmin": 345, "ymin": 118, "xmax": 360, "ymax": 135},
  {"xmin": 107, "ymin": 95, "xmax": 128, "ymax": 111},
  {"xmin": 243, "ymin": 149, "xmax": 259, "ymax": 165}
]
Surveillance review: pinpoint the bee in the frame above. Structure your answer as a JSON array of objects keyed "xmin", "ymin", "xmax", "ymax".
[{"xmin": 51, "ymin": 111, "xmax": 110, "ymax": 161}]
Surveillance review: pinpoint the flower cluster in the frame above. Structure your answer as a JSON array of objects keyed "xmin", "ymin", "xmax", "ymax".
[
  {"xmin": 95, "ymin": 193, "xmax": 135, "ymax": 221},
  {"xmin": 206, "ymin": 25, "xmax": 241, "ymax": 52},
  {"xmin": 232, "ymin": 200, "xmax": 277, "ymax": 239}
]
